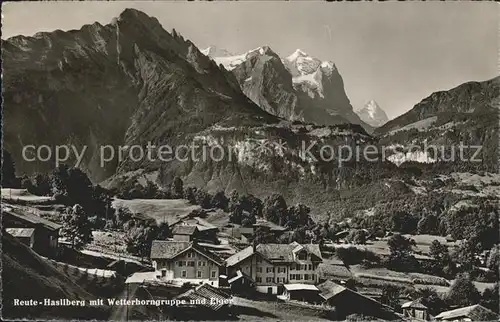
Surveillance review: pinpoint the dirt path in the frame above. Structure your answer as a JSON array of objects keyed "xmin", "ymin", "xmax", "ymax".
[{"xmin": 109, "ymin": 284, "xmax": 139, "ymax": 321}]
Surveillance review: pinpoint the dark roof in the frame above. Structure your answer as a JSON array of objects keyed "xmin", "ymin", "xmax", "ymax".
[
  {"xmin": 175, "ymin": 283, "xmax": 231, "ymax": 311},
  {"xmin": 226, "ymin": 246, "xmax": 254, "ymax": 267},
  {"xmin": 6, "ymin": 228, "xmax": 35, "ymax": 238},
  {"xmin": 435, "ymin": 304, "xmax": 499, "ymax": 321},
  {"xmin": 317, "ymin": 280, "xmax": 399, "ymax": 320},
  {"xmin": 173, "ymin": 225, "xmax": 198, "ymax": 236},
  {"xmin": 150, "ymin": 241, "xmax": 223, "ymax": 265},
  {"xmin": 402, "ymin": 298, "xmax": 428, "ymax": 310},
  {"xmin": 253, "ymin": 219, "xmax": 287, "ymax": 231},
  {"xmin": 150, "ymin": 241, "xmax": 191, "ymax": 259},
  {"xmin": 317, "ymin": 280, "xmax": 349, "ymax": 301},
  {"xmin": 4, "ymin": 210, "xmax": 61, "ymax": 231}
]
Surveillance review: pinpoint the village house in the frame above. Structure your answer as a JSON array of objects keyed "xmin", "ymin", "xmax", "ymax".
[
  {"xmin": 278, "ymin": 284, "xmax": 322, "ymax": 303},
  {"xmin": 402, "ymin": 298, "xmax": 429, "ymax": 320},
  {"xmin": 170, "ymin": 216, "xmax": 220, "ymax": 243},
  {"xmin": 150, "ymin": 240, "xmax": 224, "ymax": 287},
  {"xmin": 434, "ymin": 304, "xmax": 499, "ymax": 321},
  {"xmin": 3, "ymin": 209, "xmax": 61, "ymax": 257},
  {"xmin": 316, "ymin": 280, "xmax": 399, "ymax": 320},
  {"xmin": 225, "ymin": 242, "xmax": 323, "ymax": 295}
]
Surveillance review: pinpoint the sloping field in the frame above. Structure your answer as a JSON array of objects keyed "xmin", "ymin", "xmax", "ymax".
[
  {"xmin": 112, "ymin": 198, "xmax": 201, "ymax": 225},
  {"xmin": 1, "ymin": 188, "xmax": 54, "ymax": 203},
  {"xmin": 2, "ymin": 234, "xmax": 109, "ymax": 320}
]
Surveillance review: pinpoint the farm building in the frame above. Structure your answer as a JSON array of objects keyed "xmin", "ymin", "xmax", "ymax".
[
  {"xmin": 3, "ymin": 209, "xmax": 61, "ymax": 257},
  {"xmin": 316, "ymin": 280, "xmax": 399, "ymax": 320},
  {"xmin": 5, "ymin": 228, "xmax": 35, "ymax": 248},
  {"xmin": 402, "ymin": 298, "xmax": 429, "ymax": 320},
  {"xmin": 434, "ymin": 304, "xmax": 499, "ymax": 321},
  {"xmin": 278, "ymin": 284, "xmax": 322, "ymax": 304}
]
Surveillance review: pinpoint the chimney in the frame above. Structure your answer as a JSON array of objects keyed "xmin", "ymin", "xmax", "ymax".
[{"xmin": 252, "ymin": 238, "xmax": 257, "ymax": 252}]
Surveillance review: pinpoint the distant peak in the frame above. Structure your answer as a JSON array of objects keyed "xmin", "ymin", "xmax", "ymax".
[
  {"xmin": 116, "ymin": 8, "xmax": 162, "ymax": 28},
  {"xmin": 201, "ymin": 45, "xmax": 233, "ymax": 58},
  {"xmin": 356, "ymin": 100, "xmax": 388, "ymax": 127},
  {"xmin": 286, "ymin": 49, "xmax": 310, "ymax": 61}
]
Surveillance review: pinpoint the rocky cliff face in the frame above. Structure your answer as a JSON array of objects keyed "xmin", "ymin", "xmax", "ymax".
[
  {"xmin": 375, "ymin": 77, "xmax": 499, "ymax": 171},
  {"xmin": 2, "ymin": 9, "xmax": 276, "ymax": 182},
  {"xmin": 204, "ymin": 47, "xmax": 372, "ymax": 132}
]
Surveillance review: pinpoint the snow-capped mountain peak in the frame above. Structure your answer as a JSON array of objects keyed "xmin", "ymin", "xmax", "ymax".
[
  {"xmin": 201, "ymin": 45, "xmax": 233, "ymax": 58},
  {"xmin": 202, "ymin": 45, "xmax": 276, "ymax": 71},
  {"xmin": 355, "ymin": 100, "xmax": 389, "ymax": 128}
]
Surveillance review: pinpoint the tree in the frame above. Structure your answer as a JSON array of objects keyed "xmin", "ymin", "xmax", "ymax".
[
  {"xmin": 486, "ymin": 246, "xmax": 499, "ymax": 274},
  {"xmin": 195, "ymin": 189, "xmax": 213, "ymax": 209},
  {"xmin": 171, "ymin": 176, "xmax": 184, "ymax": 198},
  {"xmin": 417, "ymin": 214, "xmax": 439, "ymax": 235},
  {"xmin": 387, "ymin": 234, "xmax": 418, "ymax": 272},
  {"xmin": 346, "ymin": 229, "xmax": 367, "ymax": 245},
  {"xmin": 61, "ymin": 204, "xmax": 93, "ymax": 249},
  {"xmin": 428, "ymin": 240, "xmax": 455, "ymax": 276},
  {"xmin": 33, "ymin": 173, "xmax": 52, "ymax": 196},
  {"xmin": 241, "ymin": 211, "xmax": 257, "ymax": 227},
  {"xmin": 1, "ymin": 150, "xmax": 18, "ymax": 188},
  {"xmin": 380, "ymin": 285, "xmax": 400, "ymax": 310},
  {"xmin": 184, "ymin": 186, "xmax": 197, "ymax": 204},
  {"xmin": 263, "ymin": 194, "xmax": 287, "ymax": 226},
  {"xmin": 411, "ymin": 287, "xmax": 447, "ymax": 316},
  {"xmin": 20, "ymin": 175, "xmax": 34, "ymax": 192},
  {"xmin": 391, "ymin": 211, "xmax": 418, "ymax": 234},
  {"xmin": 447, "ymin": 274, "xmax": 481, "ymax": 307},
  {"xmin": 228, "ymin": 190, "xmax": 240, "ymax": 213},
  {"xmin": 481, "ymin": 284, "xmax": 499, "ymax": 314},
  {"xmin": 124, "ymin": 224, "xmax": 158, "ymax": 258},
  {"xmin": 211, "ymin": 191, "xmax": 228, "ymax": 210},
  {"xmin": 286, "ymin": 204, "xmax": 311, "ymax": 229},
  {"xmin": 447, "ymin": 204, "xmax": 499, "ymax": 251},
  {"xmin": 254, "ymin": 227, "xmax": 276, "ymax": 244}
]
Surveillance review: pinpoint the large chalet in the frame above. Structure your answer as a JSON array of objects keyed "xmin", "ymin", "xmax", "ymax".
[
  {"xmin": 225, "ymin": 241, "xmax": 323, "ymax": 294},
  {"xmin": 150, "ymin": 240, "xmax": 224, "ymax": 287}
]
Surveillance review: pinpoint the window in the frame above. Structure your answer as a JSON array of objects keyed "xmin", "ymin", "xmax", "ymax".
[
  {"xmin": 257, "ymin": 267, "xmax": 262, "ymax": 273},
  {"xmin": 304, "ymin": 274, "xmax": 309, "ymax": 280},
  {"xmin": 178, "ymin": 261, "xmax": 185, "ymax": 267},
  {"xmin": 161, "ymin": 269, "xmax": 166, "ymax": 277},
  {"xmin": 188, "ymin": 261, "xmax": 195, "ymax": 267},
  {"xmin": 256, "ymin": 256, "xmax": 262, "ymax": 263},
  {"xmin": 278, "ymin": 267, "xmax": 285, "ymax": 273},
  {"xmin": 290, "ymin": 274, "xmax": 295, "ymax": 280},
  {"xmin": 197, "ymin": 271, "xmax": 202, "ymax": 278},
  {"xmin": 256, "ymin": 277, "xmax": 262, "ymax": 283},
  {"xmin": 211, "ymin": 270, "xmax": 217, "ymax": 278},
  {"xmin": 181, "ymin": 270, "xmax": 187, "ymax": 278},
  {"xmin": 198, "ymin": 261, "xmax": 206, "ymax": 266},
  {"xmin": 266, "ymin": 267, "xmax": 274, "ymax": 273},
  {"xmin": 298, "ymin": 252, "xmax": 307, "ymax": 260},
  {"xmin": 187, "ymin": 252, "xmax": 194, "ymax": 258},
  {"xmin": 308, "ymin": 264, "xmax": 312, "ymax": 270},
  {"xmin": 266, "ymin": 277, "xmax": 274, "ymax": 283}
]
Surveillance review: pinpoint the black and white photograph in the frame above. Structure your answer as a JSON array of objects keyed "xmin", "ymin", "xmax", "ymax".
[{"xmin": 1, "ymin": 1, "xmax": 499, "ymax": 321}]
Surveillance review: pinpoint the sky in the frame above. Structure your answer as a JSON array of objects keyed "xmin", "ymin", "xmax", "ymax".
[{"xmin": 2, "ymin": 2, "xmax": 498, "ymax": 119}]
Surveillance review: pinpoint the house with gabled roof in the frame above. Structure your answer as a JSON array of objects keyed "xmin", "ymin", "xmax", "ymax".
[
  {"xmin": 434, "ymin": 304, "xmax": 499, "ymax": 321},
  {"xmin": 3, "ymin": 209, "xmax": 61, "ymax": 257},
  {"xmin": 317, "ymin": 280, "xmax": 399, "ymax": 320},
  {"xmin": 225, "ymin": 242, "xmax": 323, "ymax": 295},
  {"xmin": 150, "ymin": 240, "xmax": 224, "ymax": 287}
]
